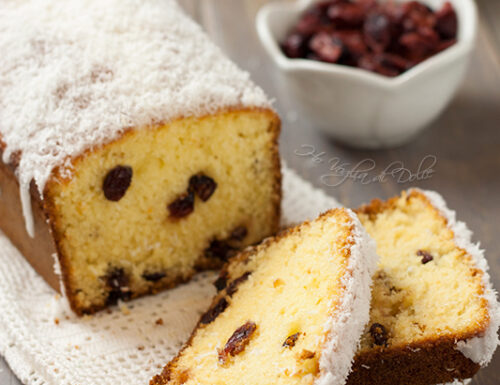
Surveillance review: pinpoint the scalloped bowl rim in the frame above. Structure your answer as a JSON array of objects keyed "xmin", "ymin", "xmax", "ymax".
[{"xmin": 256, "ymin": 0, "xmax": 478, "ymax": 90}]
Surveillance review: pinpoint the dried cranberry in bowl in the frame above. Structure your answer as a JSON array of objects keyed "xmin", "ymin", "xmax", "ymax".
[{"xmin": 281, "ymin": 0, "xmax": 458, "ymax": 77}]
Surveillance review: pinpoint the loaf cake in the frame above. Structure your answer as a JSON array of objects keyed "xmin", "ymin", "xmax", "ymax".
[
  {"xmin": 151, "ymin": 208, "xmax": 378, "ymax": 385},
  {"xmin": 0, "ymin": 0, "xmax": 280, "ymax": 315},
  {"xmin": 348, "ymin": 189, "xmax": 500, "ymax": 385}
]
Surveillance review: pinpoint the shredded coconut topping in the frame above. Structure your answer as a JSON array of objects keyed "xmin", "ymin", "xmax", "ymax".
[
  {"xmin": 315, "ymin": 209, "xmax": 379, "ymax": 385},
  {"xmin": 0, "ymin": 0, "xmax": 271, "ymax": 236},
  {"xmin": 415, "ymin": 189, "xmax": 500, "ymax": 367}
]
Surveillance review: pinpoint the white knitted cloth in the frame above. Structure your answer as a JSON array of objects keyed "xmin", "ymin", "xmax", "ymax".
[{"xmin": 0, "ymin": 166, "xmax": 340, "ymax": 385}]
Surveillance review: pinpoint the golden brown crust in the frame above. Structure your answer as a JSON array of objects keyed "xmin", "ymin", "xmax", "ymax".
[
  {"xmin": 348, "ymin": 337, "xmax": 480, "ymax": 385},
  {"xmin": 0, "ymin": 107, "xmax": 282, "ymax": 316},
  {"xmin": 349, "ymin": 190, "xmax": 488, "ymax": 384},
  {"xmin": 0, "ymin": 153, "xmax": 60, "ymax": 291},
  {"xmin": 267, "ymin": 110, "xmax": 282, "ymax": 238}
]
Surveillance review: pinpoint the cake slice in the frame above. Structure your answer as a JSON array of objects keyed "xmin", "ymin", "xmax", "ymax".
[
  {"xmin": 0, "ymin": 0, "xmax": 280, "ymax": 315},
  {"xmin": 348, "ymin": 189, "xmax": 500, "ymax": 385},
  {"xmin": 151, "ymin": 208, "xmax": 378, "ymax": 385}
]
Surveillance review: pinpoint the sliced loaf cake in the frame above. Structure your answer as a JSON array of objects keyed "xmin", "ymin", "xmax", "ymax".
[
  {"xmin": 151, "ymin": 208, "xmax": 378, "ymax": 385},
  {"xmin": 0, "ymin": 0, "xmax": 280, "ymax": 315},
  {"xmin": 349, "ymin": 189, "xmax": 499, "ymax": 385}
]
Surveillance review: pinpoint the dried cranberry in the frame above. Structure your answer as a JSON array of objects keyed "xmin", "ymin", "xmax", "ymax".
[
  {"xmin": 332, "ymin": 30, "xmax": 367, "ymax": 62},
  {"xmin": 435, "ymin": 2, "xmax": 457, "ymax": 39},
  {"xmin": 189, "ymin": 174, "xmax": 217, "ymax": 202},
  {"xmin": 417, "ymin": 249, "xmax": 434, "ymax": 264},
  {"xmin": 168, "ymin": 190, "xmax": 195, "ymax": 219},
  {"xmin": 102, "ymin": 165, "xmax": 132, "ymax": 202},
  {"xmin": 359, "ymin": 53, "xmax": 407, "ymax": 77},
  {"xmin": 282, "ymin": 33, "xmax": 309, "ymax": 58},
  {"xmin": 230, "ymin": 226, "xmax": 248, "ymax": 241},
  {"xmin": 218, "ymin": 321, "xmax": 257, "ymax": 364},
  {"xmin": 358, "ymin": 0, "xmax": 378, "ymax": 12},
  {"xmin": 314, "ymin": 0, "xmax": 343, "ymax": 13},
  {"xmin": 370, "ymin": 323, "xmax": 388, "ymax": 346},
  {"xmin": 142, "ymin": 271, "xmax": 166, "ymax": 282},
  {"xmin": 200, "ymin": 298, "xmax": 228, "ymax": 325},
  {"xmin": 399, "ymin": 32, "xmax": 433, "ymax": 60},
  {"xmin": 295, "ymin": 1, "xmax": 335, "ymax": 36},
  {"xmin": 309, "ymin": 32, "xmax": 344, "ymax": 63},
  {"xmin": 226, "ymin": 272, "xmax": 251, "ymax": 297},
  {"xmin": 283, "ymin": 332, "xmax": 300, "ymax": 348},
  {"xmin": 295, "ymin": 12, "xmax": 325, "ymax": 36},
  {"xmin": 327, "ymin": 3, "xmax": 365, "ymax": 29},
  {"xmin": 379, "ymin": 53, "xmax": 412, "ymax": 71},
  {"xmin": 214, "ymin": 272, "xmax": 228, "ymax": 291},
  {"xmin": 364, "ymin": 13, "xmax": 392, "ymax": 53},
  {"xmin": 400, "ymin": 1, "xmax": 434, "ymax": 32},
  {"xmin": 280, "ymin": 0, "xmax": 458, "ymax": 77},
  {"xmin": 104, "ymin": 267, "xmax": 132, "ymax": 305},
  {"xmin": 205, "ymin": 239, "xmax": 237, "ymax": 262},
  {"xmin": 418, "ymin": 26, "xmax": 439, "ymax": 46}
]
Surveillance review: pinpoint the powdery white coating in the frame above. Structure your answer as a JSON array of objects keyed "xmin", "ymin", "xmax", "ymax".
[
  {"xmin": 0, "ymin": 0, "xmax": 271, "ymax": 237},
  {"xmin": 315, "ymin": 209, "xmax": 379, "ymax": 385},
  {"xmin": 415, "ymin": 189, "xmax": 500, "ymax": 367},
  {"xmin": 50, "ymin": 252, "xmax": 73, "ymax": 317},
  {"xmin": 51, "ymin": 253, "xmax": 61, "ymax": 277}
]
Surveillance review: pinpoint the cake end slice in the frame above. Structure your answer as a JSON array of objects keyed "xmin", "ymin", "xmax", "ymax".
[
  {"xmin": 151, "ymin": 208, "xmax": 378, "ymax": 385},
  {"xmin": 349, "ymin": 189, "xmax": 500, "ymax": 385}
]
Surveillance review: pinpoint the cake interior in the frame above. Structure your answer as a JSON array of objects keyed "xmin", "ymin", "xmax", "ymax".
[
  {"xmin": 160, "ymin": 209, "xmax": 354, "ymax": 385},
  {"xmin": 356, "ymin": 191, "xmax": 488, "ymax": 353},
  {"xmin": 45, "ymin": 109, "xmax": 279, "ymax": 313}
]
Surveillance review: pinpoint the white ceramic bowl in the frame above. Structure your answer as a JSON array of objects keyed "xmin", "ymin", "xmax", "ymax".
[{"xmin": 257, "ymin": 0, "xmax": 477, "ymax": 149}]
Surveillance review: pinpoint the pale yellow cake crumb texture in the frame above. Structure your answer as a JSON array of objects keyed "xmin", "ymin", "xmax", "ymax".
[
  {"xmin": 357, "ymin": 192, "xmax": 487, "ymax": 351},
  {"xmin": 46, "ymin": 109, "xmax": 279, "ymax": 311},
  {"xmin": 165, "ymin": 210, "xmax": 354, "ymax": 385}
]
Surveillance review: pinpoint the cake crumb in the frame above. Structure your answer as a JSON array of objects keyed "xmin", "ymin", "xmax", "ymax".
[
  {"xmin": 138, "ymin": 345, "xmax": 145, "ymax": 351},
  {"xmin": 119, "ymin": 301, "xmax": 131, "ymax": 315},
  {"xmin": 54, "ymin": 318, "xmax": 60, "ymax": 325},
  {"xmin": 155, "ymin": 318, "xmax": 164, "ymax": 325}
]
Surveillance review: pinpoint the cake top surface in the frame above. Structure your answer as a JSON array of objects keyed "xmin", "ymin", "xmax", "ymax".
[{"xmin": 0, "ymin": 0, "xmax": 270, "ymax": 195}]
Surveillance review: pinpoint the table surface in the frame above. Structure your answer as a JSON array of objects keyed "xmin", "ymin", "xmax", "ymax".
[{"xmin": 1, "ymin": 0, "xmax": 499, "ymax": 384}]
